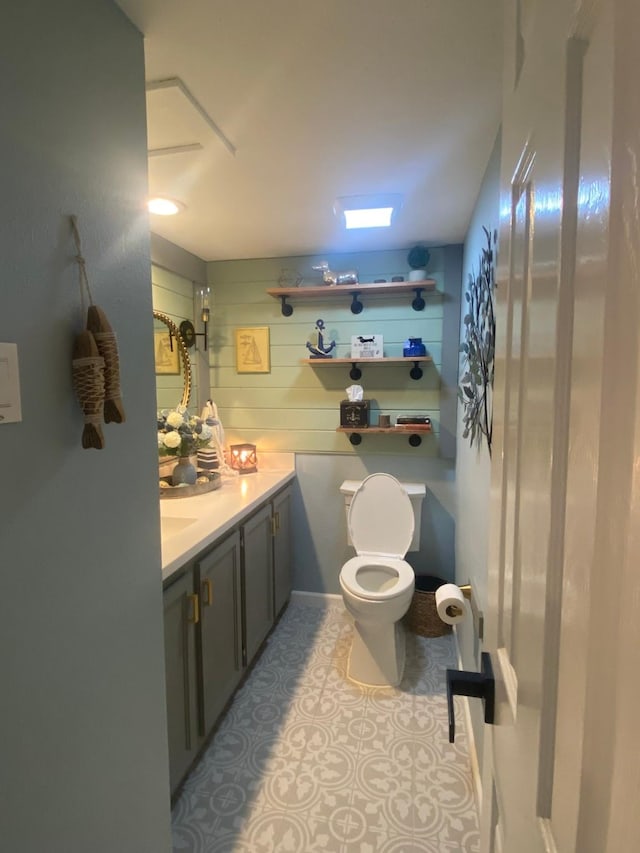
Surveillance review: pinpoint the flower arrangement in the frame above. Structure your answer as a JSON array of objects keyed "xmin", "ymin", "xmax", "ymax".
[{"xmin": 157, "ymin": 406, "xmax": 213, "ymax": 458}]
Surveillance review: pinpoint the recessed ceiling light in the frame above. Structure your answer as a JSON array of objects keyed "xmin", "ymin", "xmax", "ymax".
[
  {"xmin": 147, "ymin": 196, "xmax": 185, "ymax": 216},
  {"xmin": 334, "ymin": 194, "xmax": 403, "ymax": 229}
]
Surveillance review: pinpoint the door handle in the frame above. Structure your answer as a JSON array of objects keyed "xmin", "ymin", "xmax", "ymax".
[
  {"xmin": 202, "ymin": 578, "xmax": 213, "ymax": 606},
  {"xmin": 186, "ymin": 593, "xmax": 200, "ymax": 625},
  {"xmin": 446, "ymin": 651, "xmax": 495, "ymax": 743}
]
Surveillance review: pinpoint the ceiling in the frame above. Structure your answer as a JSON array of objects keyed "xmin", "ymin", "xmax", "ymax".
[{"xmin": 116, "ymin": 0, "xmax": 502, "ymax": 262}]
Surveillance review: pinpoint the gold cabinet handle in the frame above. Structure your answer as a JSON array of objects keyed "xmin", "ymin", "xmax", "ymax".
[
  {"xmin": 186, "ymin": 593, "xmax": 199, "ymax": 625},
  {"xmin": 202, "ymin": 578, "xmax": 213, "ymax": 607},
  {"xmin": 271, "ymin": 516, "xmax": 277, "ymax": 537},
  {"xmin": 275, "ymin": 510, "xmax": 280, "ymax": 531}
]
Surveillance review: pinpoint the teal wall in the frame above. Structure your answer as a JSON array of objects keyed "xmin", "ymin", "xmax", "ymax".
[
  {"xmin": 208, "ymin": 247, "xmax": 462, "ymax": 592},
  {"xmin": 0, "ymin": 2, "xmax": 171, "ymax": 850},
  {"xmin": 207, "ymin": 247, "xmax": 461, "ymax": 457},
  {"xmin": 456, "ymin": 129, "xmax": 502, "ymax": 770}
]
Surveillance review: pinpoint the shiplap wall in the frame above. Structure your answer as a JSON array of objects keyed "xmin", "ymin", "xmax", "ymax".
[
  {"xmin": 207, "ymin": 248, "xmax": 461, "ymax": 457},
  {"xmin": 151, "ymin": 264, "xmax": 198, "ymax": 411}
]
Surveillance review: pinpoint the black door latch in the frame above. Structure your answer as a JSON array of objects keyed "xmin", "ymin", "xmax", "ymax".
[{"xmin": 446, "ymin": 651, "xmax": 495, "ymax": 743}]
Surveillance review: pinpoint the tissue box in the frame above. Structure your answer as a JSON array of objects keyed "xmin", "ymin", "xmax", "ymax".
[
  {"xmin": 351, "ymin": 335, "xmax": 383, "ymax": 359},
  {"xmin": 340, "ymin": 400, "xmax": 369, "ymax": 428}
]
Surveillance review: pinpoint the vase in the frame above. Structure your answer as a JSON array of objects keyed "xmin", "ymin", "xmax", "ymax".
[{"xmin": 172, "ymin": 456, "xmax": 197, "ymax": 486}]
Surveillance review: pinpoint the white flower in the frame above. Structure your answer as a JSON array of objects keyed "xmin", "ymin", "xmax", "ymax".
[
  {"xmin": 163, "ymin": 431, "xmax": 182, "ymax": 449},
  {"xmin": 157, "ymin": 433, "xmax": 165, "ymax": 449},
  {"xmin": 200, "ymin": 424, "xmax": 212, "ymax": 441},
  {"xmin": 166, "ymin": 411, "xmax": 184, "ymax": 428}
]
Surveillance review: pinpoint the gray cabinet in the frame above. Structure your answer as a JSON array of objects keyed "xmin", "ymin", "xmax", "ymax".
[
  {"xmin": 163, "ymin": 481, "xmax": 294, "ymax": 796},
  {"xmin": 272, "ymin": 485, "xmax": 292, "ymax": 616},
  {"xmin": 163, "ymin": 569, "xmax": 199, "ymax": 795},
  {"xmin": 241, "ymin": 503, "xmax": 274, "ymax": 665},
  {"xmin": 196, "ymin": 531, "xmax": 242, "ymax": 735}
]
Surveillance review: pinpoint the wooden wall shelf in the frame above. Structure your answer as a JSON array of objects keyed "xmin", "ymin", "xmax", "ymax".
[
  {"xmin": 302, "ymin": 355, "xmax": 431, "ymax": 380},
  {"xmin": 336, "ymin": 425, "xmax": 432, "ymax": 447},
  {"xmin": 267, "ymin": 279, "xmax": 436, "ymax": 316}
]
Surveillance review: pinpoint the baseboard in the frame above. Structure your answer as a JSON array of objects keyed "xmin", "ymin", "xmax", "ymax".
[
  {"xmin": 290, "ymin": 590, "xmax": 343, "ymax": 607},
  {"xmin": 453, "ymin": 625, "xmax": 483, "ymax": 815}
]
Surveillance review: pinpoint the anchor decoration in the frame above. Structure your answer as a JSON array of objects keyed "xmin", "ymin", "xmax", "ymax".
[{"xmin": 306, "ymin": 319, "xmax": 336, "ymax": 359}]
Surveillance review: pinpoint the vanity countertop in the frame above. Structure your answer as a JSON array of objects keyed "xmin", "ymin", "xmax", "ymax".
[{"xmin": 160, "ymin": 456, "xmax": 295, "ymax": 583}]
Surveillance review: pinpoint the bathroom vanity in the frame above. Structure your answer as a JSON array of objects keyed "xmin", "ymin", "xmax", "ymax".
[{"xmin": 160, "ymin": 463, "xmax": 295, "ymax": 797}]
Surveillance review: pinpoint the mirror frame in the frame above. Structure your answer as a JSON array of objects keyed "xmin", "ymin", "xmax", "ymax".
[{"xmin": 153, "ymin": 309, "xmax": 192, "ymax": 409}]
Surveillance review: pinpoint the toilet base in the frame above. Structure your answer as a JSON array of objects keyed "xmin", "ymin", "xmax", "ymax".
[{"xmin": 346, "ymin": 618, "xmax": 406, "ymax": 687}]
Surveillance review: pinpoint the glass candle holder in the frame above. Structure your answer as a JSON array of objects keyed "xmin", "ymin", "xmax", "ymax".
[{"xmin": 229, "ymin": 443, "xmax": 258, "ymax": 474}]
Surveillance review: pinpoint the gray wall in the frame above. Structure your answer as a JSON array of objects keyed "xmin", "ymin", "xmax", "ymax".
[
  {"xmin": 455, "ymin": 130, "xmax": 502, "ymax": 769},
  {"xmin": 0, "ymin": 3, "xmax": 171, "ymax": 851},
  {"xmin": 293, "ymin": 454, "xmax": 455, "ymax": 594}
]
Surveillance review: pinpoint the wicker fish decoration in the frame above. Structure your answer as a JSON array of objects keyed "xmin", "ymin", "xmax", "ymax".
[
  {"xmin": 72, "ymin": 329, "xmax": 105, "ymax": 449},
  {"xmin": 87, "ymin": 304, "xmax": 126, "ymax": 423}
]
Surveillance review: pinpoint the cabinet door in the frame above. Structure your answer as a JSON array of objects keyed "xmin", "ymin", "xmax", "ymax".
[
  {"xmin": 163, "ymin": 570, "xmax": 199, "ymax": 796},
  {"xmin": 242, "ymin": 504, "xmax": 274, "ymax": 665},
  {"xmin": 272, "ymin": 486, "xmax": 292, "ymax": 616},
  {"xmin": 197, "ymin": 531, "xmax": 243, "ymax": 736}
]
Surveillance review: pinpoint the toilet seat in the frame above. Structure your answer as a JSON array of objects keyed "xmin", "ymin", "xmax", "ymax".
[
  {"xmin": 348, "ymin": 473, "xmax": 415, "ymax": 559},
  {"xmin": 341, "ymin": 555, "xmax": 414, "ymax": 601}
]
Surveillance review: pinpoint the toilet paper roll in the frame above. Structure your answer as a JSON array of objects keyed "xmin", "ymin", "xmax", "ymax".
[{"xmin": 435, "ymin": 583, "xmax": 466, "ymax": 626}]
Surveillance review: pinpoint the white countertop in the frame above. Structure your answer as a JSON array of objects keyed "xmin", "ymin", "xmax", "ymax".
[{"xmin": 160, "ymin": 456, "xmax": 295, "ymax": 583}]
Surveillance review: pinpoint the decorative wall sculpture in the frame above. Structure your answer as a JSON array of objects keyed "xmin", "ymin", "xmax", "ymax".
[{"xmin": 458, "ymin": 227, "xmax": 496, "ymax": 454}]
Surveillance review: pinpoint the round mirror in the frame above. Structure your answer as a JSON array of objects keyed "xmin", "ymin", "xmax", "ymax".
[{"xmin": 153, "ymin": 309, "xmax": 192, "ymax": 409}]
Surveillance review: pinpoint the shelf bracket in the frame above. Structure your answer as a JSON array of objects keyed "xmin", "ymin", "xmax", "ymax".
[
  {"xmin": 350, "ymin": 292, "xmax": 364, "ymax": 315},
  {"xmin": 409, "ymin": 361, "xmax": 424, "ymax": 380},
  {"xmin": 343, "ymin": 430, "xmax": 424, "ymax": 447},
  {"xmin": 412, "ymin": 288, "xmax": 426, "ymax": 311},
  {"xmin": 349, "ymin": 363, "xmax": 362, "ymax": 381},
  {"xmin": 278, "ymin": 295, "xmax": 293, "ymax": 317}
]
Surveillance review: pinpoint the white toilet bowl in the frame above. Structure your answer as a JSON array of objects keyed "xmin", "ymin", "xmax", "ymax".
[{"xmin": 339, "ymin": 474, "xmax": 417, "ymax": 687}]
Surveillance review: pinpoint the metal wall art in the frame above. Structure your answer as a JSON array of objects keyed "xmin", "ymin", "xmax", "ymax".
[{"xmin": 458, "ymin": 227, "xmax": 497, "ymax": 454}]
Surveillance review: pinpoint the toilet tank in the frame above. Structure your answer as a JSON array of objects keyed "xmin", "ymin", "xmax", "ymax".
[{"xmin": 340, "ymin": 479, "xmax": 426, "ymax": 552}]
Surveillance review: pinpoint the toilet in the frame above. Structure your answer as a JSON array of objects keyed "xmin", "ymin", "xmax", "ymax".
[{"xmin": 339, "ymin": 474, "xmax": 426, "ymax": 687}]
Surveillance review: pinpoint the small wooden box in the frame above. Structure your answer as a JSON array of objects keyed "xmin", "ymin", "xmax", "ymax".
[{"xmin": 340, "ymin": 400, "xmax": 369, "ymax": 428}]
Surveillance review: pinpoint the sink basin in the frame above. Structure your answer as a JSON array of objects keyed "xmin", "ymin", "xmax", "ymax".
[{"xmin": 160, "ymin": 516, "xmax": 198, "ymax": 539}]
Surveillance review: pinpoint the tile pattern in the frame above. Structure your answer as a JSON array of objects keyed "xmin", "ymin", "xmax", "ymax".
[{"xmin": 172, "ymin": 602, "xmax": 479, "ymax": 852}]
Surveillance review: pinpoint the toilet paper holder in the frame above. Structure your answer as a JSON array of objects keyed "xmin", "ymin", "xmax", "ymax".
[{"xmin": 443, "ymin": 583, "xmax": 472, "ymax": 619}]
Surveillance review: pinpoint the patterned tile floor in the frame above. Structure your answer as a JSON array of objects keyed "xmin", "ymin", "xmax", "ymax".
[{"xmin": 172, "ymin": 601, "xmax": 479, "ymax": 853}]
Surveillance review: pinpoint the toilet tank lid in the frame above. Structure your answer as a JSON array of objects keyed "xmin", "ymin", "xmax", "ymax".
[{"xmin": 340, "ymin": 479, "xmax": 426, "ymax": 497}]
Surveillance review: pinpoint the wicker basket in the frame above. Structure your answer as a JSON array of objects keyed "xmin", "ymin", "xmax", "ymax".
[{"xmin": 404, "ymin": 575, "xmax": 451, "ymax": 637}]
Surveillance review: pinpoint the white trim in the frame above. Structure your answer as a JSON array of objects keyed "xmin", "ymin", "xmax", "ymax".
[
  {"xmin": 290, "ymin": 590, "xmax": 343, "ymax": 607},
  {"xmin": 146, "ymin": 77, "xmax": 236, "ymax": 156},
  {"xmin": 148, "ymin": 143, "xmax": 203, "ymax": 158},
  {"xmin": 453, "ymin": 626, "xmax": 484, "ymax": 815},
  {"xmin": 538, "ymin": 818, "xmax": 559, "ymax": 853}
]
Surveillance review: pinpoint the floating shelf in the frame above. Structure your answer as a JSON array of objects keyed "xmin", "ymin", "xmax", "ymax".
[
  {"xmin": 302, "ymin": 356, "xmax": 431, "ymax": 380},
  {"xmin": 267, "ymin": 279, "xmax": 437, "ymax": 316},
  {"xmin": 336, "ymin": 426, "xmax": 432, "ymax": 447}
]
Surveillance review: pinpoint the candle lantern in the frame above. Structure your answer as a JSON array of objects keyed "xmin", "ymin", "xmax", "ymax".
[{"xmin": 229, "ymin": 443, "xmax": 258, "ymax": 474}]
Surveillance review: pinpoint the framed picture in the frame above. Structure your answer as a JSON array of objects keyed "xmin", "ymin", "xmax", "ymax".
[
  {"xmin": 154, "ymin": 329, "xmax": 180, "ymax": 375},
  {"xmin": 235, "ymin": 326, "xmax": 270, "ymax": 374}
]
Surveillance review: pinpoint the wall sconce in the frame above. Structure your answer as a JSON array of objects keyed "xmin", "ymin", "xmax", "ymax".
[
  {"xmin": 177, "ymin": 286, "xmax": 210, "ymax": 351},
  {"xmin": 229, "ymin": 443, "xmax": 258, "ymax": 474},
  {"xmin": 199, "ymin": 286, "xmax": 210, "ymax": 351}
]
